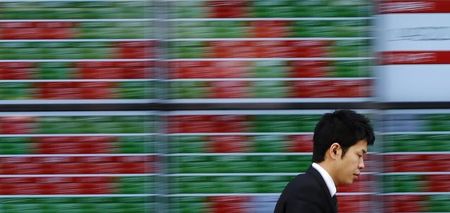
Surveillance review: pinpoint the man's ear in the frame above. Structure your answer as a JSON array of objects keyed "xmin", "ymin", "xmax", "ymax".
[{"xmin": 329, "ymin": 142, "xmax": 341, "ymax": 160}]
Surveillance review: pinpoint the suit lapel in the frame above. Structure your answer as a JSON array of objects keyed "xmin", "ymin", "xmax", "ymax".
[{"xmin": 306, "ymin": 166, "xmax": 337, "ymax": 213}]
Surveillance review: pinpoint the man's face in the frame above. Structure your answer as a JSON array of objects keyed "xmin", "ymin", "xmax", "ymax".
[{"xmin": 335, "ymin": 140, "xmax": 368, "ymax": 185}]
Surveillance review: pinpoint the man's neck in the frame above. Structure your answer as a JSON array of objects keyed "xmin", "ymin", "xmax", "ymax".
[{"xmin": 317, "ymin": 161, "xmax": 338, "ymax": 187}]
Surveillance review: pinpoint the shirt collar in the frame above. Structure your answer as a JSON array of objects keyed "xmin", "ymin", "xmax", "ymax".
[{"xmin": 312, "ymin": 162, "xmax": 337, "ymax": 197}]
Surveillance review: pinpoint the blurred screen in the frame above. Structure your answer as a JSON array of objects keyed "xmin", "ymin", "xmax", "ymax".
[{"xmin": 0, "ymin": 1, "xmax": 449, "ymax": 213}]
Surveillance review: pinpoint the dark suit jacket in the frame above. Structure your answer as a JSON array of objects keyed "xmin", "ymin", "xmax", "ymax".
[{"xmin": 274, "ymin": 166, "xmax": 337, "ymax": 213}]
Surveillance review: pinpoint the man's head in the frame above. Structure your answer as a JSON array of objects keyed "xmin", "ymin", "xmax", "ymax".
[{"xmin": 312, "ymin": 109, "xmax": 375, "ymax": 185}]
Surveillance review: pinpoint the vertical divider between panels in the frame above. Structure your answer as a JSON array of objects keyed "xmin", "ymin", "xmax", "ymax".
[
  {"xmin": 154, "ymin": 111, "xmax": 169, "ymax": 213},
  {"xmin": 373, "ymin": 109, "xmax": 385, "ymax": 213},
  {"xmin": 147, "ymin": 2, "xmax": 157, "ymax": 212},
  {"xmin": 153, "ymin": 0, "xmax": 171, "ymax": 212},
  {"xmin": 372, "ymin": 0, "xmax": 384, "ymax": 210}
]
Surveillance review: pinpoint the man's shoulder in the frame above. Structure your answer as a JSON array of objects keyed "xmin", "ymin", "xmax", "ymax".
[
  {"xmin": 285, "ymin": 171, "xmax": 321, "ymax": 192},
  {"xmin": 276, "ymin": 170, "xmax": 335, "ymax": 213}
]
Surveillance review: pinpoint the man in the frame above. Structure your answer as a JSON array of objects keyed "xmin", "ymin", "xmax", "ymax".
[{"xmin": 274, "ymin": 109, "xmax": 375, "ymax": 213}]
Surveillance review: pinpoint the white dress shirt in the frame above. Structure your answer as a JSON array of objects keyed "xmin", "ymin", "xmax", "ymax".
[{"xmin": 312, "ymin": 162, "xmax": 337, "ymax": 197}]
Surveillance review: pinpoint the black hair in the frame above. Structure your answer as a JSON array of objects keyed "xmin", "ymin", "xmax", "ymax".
[{"xmin": 312, "ymin": 109, "xmax": 375, "ymax": 163}]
